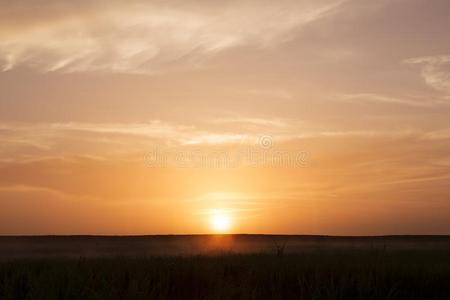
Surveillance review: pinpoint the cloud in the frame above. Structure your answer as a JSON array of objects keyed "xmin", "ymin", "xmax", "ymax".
[
  {"xmin": 405, "ymin": 55, "xmax": 450, "ymax": 94},
  {"xmin": 0, "ymin": 120, "xmax": 289, "ymax": 148},
  {"xmin": 0, "ymin": 0, "xmax": 343, "ymax": 74},
  {"xmin": 1, "ymin": 120, "xmax": 450, "ymax": 234},
  {"xmin": 336, "ymin": 93, "xmax": 436, "ymax": 107},
  {"xmin": 1, "ymin": 120, "xmax": 449, "ymax": 158},
  {"xmin": 334, "ymin": 53, "xmax": 450, "ymax": 107},
  {"xmin": 237, "ymin": 88, "xmax": 294, "ymax": 100},
  {"xmin": 214, "ymin": 117, "xmax": 289, "ymax": 126}
]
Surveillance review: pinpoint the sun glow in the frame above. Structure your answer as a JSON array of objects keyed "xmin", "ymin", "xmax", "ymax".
[{"xmin": 210, "ymin": 209, "xmax": 232, "ymax": 233}]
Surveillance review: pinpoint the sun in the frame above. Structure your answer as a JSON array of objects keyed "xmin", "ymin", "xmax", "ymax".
[{"xmin": 210, "ymin": 209, "xmax": 232, "ymax": 233}]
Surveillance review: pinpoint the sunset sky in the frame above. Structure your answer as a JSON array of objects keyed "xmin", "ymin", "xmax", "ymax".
[{"xmin": 1, "ymin": 0, "xmax": 450, "ymax": 235}]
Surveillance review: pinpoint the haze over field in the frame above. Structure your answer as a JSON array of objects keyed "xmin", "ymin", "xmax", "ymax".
[{"xmin": 1, "ymin": 0, "xmax": 450, "ymax": 235}]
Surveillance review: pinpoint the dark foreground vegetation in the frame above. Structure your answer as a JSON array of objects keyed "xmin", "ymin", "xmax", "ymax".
[{"xmin": 1, "ymin": 236, "xmax": 450, "ymax": 299}]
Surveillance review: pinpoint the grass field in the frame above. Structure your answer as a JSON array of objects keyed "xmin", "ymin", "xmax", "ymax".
[{"xmin": 1, "ymin": 235, "xmax": 450, "ymax": 299}]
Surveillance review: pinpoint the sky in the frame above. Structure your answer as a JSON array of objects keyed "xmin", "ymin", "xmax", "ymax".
[{"xmin": 1, "ymin": 0, "xmax": 450, "ymax": 235}]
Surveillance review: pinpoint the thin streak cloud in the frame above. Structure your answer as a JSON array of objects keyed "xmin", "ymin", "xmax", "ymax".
[{"xmin": 0, "ymin": 0, "xmax": 343, "ymax": 74}]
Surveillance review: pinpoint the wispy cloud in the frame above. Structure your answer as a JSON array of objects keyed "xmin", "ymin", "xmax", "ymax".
[
  {"xmin": 237, "ymin": 88, "xmax": 294, "ymax": 100},
  {"xmin": 0, "ymin": 120, "xmax": 284, "ymax": 146},
  {"xmin": 0, "ymin": 0, "xmax": 343, "ymax": 74},
  {"xmin": 211, "ymin": 116, "xmax": 292, "ymax": 128},
  {"xmin": 336, "ymin": 93, "xmax": 435, "ymax": 107},
  {"xmin": 405, "ymin": 54, "xmax": 450, "ymax": 95}
]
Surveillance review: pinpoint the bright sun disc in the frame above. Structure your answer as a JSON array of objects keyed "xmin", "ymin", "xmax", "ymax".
[{"xmin": 210, "ymin": 210, "xmax": 232, "ymax": 233}]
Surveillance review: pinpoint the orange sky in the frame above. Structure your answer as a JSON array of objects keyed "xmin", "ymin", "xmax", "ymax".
[{"xmin": 1, "ymin": 0, "xmax": 450, "ymax": 235}]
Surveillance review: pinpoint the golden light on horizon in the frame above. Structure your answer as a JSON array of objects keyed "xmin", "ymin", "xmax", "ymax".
[{"xmin": 210, "ymin": 209, "xmax": 232, "ymax": 233}]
